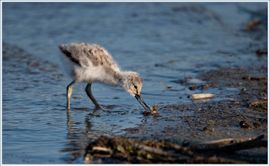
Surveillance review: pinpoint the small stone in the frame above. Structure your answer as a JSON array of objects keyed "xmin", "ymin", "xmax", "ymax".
[
  {"xmin": 189, "ymin": 85, "xmax": 197, "ymax": 90},
  {"xmin": 84, "ymin": 154, "xmax": 93, "ymax": 162},
  {"xmin": 150, "ymin": 105, "xmax": 158, "ymax": 113},
  {"xmin": 203, "ymin": 126, "xmax": 214, "ymax": 132},
  {"xmin": 116, "ymin": 145, "xmax": 125, "ymax": 153},
  {"xmin": 256, "ymin": 49, "xmax": 267, "ymax": 56},
  {"xmin": 239, "ymin": 120, "xmax": 251, "ymax": 129}
]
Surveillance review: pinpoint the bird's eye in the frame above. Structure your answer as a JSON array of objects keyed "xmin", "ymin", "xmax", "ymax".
[{"xmin": 134, "ymin": 85, "xmax": 137, "ymax": 89}]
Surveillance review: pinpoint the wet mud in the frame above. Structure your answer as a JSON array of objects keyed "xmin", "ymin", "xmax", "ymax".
[{"xmin": 119, "ymin": 66, "xmax": 267, "ymax": 163}]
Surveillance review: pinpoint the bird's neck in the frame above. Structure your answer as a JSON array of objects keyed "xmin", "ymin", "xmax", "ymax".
[
  {"xmin": 116, "ymin": 71, "xmax": 133, "ymax": 87},
  {"xmin": 106, "ymin": 70, "xmax": 126, "ymax": 87},
  {"xmin": 118, "ymin": 70, "xmax": 139, "ymax": 90}
]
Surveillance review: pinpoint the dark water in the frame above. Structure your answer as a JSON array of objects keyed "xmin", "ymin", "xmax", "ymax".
[{"xmin": 2, "ymin": 3, "xmax": 267, "ymax": 163}]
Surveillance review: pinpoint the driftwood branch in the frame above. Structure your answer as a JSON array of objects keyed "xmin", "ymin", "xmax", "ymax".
[
  {"xmin": 84, "ymin": 135, "xmax": 267, "ymax": 164},
  {"xmin": 194, "ymin": 134, "xmax": 266, "ymax": 153}
]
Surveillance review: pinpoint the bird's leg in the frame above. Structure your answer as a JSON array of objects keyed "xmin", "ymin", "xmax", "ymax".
[
  {"xmin": 85, "ymin": 83, "xmax": 102, "ymax": 110},
  {"xmin": 66, "ymin": 80, "xmax": 75, "ymax": 110}
]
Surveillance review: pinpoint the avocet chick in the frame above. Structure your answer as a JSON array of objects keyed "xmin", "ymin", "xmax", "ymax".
[{"xmin": 59, "ymin": 42, "xmax": 151, "ymax": 112}]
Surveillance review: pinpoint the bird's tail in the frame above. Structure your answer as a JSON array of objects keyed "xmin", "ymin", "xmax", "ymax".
[
  {"xmin": 58, "ymin": 44, "xmax": 67, "ymax": 52},
  {"xmin": 58, "ymin": 44, "xmax": 69, "ymax": 55}
]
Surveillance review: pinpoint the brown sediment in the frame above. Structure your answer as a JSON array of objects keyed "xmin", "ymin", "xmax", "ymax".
[
  {"xmin": 249, "ymin": 99, "xmax": 267, "ymax": 112},
  {"xmin": 245, "ymin": 19, "xmax": 262, "ymax": 31}
]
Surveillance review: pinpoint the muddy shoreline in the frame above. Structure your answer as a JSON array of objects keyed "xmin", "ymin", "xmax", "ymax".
[{"xmin": 85, "ymin": 64, "xmax": 267, "ymax": 163}]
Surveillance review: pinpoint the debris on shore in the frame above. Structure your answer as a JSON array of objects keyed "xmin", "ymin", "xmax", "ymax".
[
  {"xmin": 191, "ymin": 93, "xmax": 215, "ymax": 100},
  {"xmin": 84, "ymin": 135, "xmax": 267, "ymax": 164}
]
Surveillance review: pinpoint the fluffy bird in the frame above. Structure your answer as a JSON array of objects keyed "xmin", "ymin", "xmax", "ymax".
[{"xmin": 59, "ymin": 42, "xmax": 150, "ymax": 111}]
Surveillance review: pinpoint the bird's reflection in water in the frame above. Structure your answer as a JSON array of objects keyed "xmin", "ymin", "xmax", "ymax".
[{"xmin": 61, "ymin": 109, "xmax": 93, "ymax": 163}]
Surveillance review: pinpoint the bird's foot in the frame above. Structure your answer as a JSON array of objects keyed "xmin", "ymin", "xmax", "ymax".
[{"xmin": 94, "ymin": 105, "xmax": 107, "ymax": 111}]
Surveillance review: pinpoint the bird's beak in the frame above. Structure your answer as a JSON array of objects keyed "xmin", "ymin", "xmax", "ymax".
[{"xmin": 135, "ymin": 94, "xmax": 151, "ymax": 112}]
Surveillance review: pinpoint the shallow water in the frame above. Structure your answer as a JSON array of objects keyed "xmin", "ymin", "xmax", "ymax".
[{"xmin": 2, "ymin": 3, "xmax": 267, "ymax": 163}]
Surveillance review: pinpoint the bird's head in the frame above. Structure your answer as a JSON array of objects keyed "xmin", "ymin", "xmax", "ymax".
[
  {"xmin": 122, "ymin": 71, "xmax": 151, "ymax": 112},
  {"xmin": 122, "ymin": 71, "xmax": 143, "ymax": 97}
]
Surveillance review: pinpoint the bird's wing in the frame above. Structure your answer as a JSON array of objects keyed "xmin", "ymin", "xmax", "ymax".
[
  {"xmin": 59, "ymin": 43, "xmax": 119, "ymax": 69},
  {"xmin": 59, "ymin": 43, "xmax": 84, "ymax": 66}
]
